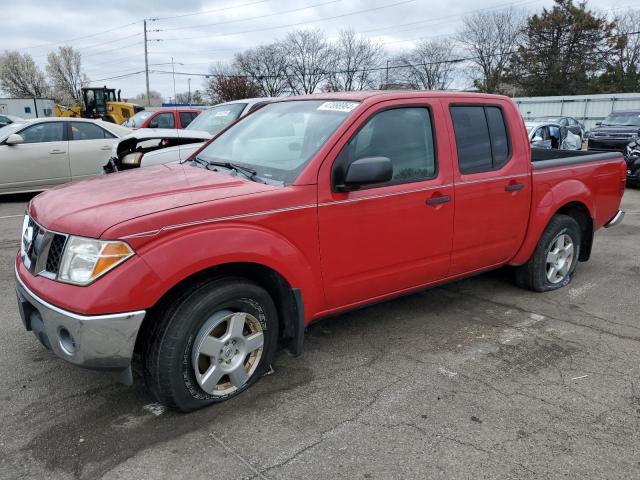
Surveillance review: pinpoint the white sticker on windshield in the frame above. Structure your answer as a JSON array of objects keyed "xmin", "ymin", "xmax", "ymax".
[
  {"xmin": 317, "ymin": 101, "xmax": 359, "ymax": 112},
  {"xmin": 214, "ymin": 110, "xmax": 230, "ymax": 117}
]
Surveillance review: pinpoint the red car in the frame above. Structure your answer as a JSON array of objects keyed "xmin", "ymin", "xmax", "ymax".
[
  {"xmin": 15, "ymin": 91, "xmax": 626, "ymax": 411},
  {"xmin": 122, "ymin": 107, "xmax": 201, "ymax": 129}
]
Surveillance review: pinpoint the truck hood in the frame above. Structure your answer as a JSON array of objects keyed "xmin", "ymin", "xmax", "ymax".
[
  {"xmin": 29, "ymin": 163, "xmax": 274, "ymax": 238},
  {"xmin": 590, "ymin": 126, "xmax": 640, "ymax": 136}
]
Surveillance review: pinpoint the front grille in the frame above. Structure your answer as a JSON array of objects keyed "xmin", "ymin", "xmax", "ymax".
[
  {"xmin": 21, "ymin": 216, "xmax": 67, "ymax": 277},
  {"xmin": 46, "ymin": 234, "xmax": 67, "ymax": 273}
]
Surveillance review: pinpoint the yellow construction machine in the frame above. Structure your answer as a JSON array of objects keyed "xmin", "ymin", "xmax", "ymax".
[{"xmin": 54, "ymin": 86, "xmax": 144, "ymax": 124}]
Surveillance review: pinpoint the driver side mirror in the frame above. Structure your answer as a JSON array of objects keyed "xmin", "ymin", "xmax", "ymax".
[
  {"xmin": 335, "ymin": 156, "xmax": 393, "ymax": 192},
  {"xmin": 148, "ymin": 120, "xmax": 158, "ymax": 128},
  {"xmin": 595, "ymin": 122, "xmax": 602, "ymax": 126},
  {"xmin": 5, "ymin": 133, "xmax": 24, "ymax": 146},
  {"xmin": 532, "ymin": 135, "xmax": 543, "ymax": 143}
]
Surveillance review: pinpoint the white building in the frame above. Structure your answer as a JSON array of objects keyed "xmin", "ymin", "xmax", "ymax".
[
  {"xmin": 514, "ymin": 92, "xmax": 640, "ymax": 130},
  {"xmin": 0, "ymin": 98, "xmax": 55, "ymax": 119}
]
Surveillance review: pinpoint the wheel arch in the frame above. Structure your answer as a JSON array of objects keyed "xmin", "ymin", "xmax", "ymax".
[
  {"xmin": 136, "ymin": 261, "xmax": 305, "ymax": 357},
  {"xmin": 511, "ymin": 180, "xmax": 595, "ymax": 266}
]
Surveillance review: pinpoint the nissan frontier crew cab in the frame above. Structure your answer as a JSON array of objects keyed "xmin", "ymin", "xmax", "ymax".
[{"xmin": 15, "ymin": 91, "xmax": 627, "ymax": 412}]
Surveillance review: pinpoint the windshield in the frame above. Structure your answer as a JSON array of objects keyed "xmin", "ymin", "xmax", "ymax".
[
  {"xmin": 601, "ymin": 112, "xmax": 640, "ymax": 127},
  {"xmin": 186, "ymin": 103, "xmax": 246, "ymax": 134},
  {"xmin": 123, "ymin": 111, "xmax": 153, "ymax": 128},
  {"xmin": 194, "ymin": 100, "xmax": 359, "ymax": 184}
]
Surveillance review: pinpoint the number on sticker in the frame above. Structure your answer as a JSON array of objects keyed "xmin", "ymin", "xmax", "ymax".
[{"xmin": 317, "ymin": 101, "xmax": 359, "ymax": 112}]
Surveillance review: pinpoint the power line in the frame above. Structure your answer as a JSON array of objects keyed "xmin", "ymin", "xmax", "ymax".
[
  {"xmin": 360, "ymin": 0, "xmax": 541, "ymax": 35},
  {"xmin": 158, "ymin": 0, "xmax": 342, "ymax": 32},
  {"xmin": 17, "ymin": 20, "xmax": 141, "ymax": 51},
  {"xmin": 150, "ymin": 0, "xmax": 273, "ymax": 21},
  {"xmin": 155, "ymin": 0, "xmax": 419, "ymax": 42}
]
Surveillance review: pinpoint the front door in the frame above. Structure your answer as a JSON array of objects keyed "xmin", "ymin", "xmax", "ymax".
[
  {"xmin": 318, "ymin": 100, "xmax": 454, "ymax": 309},
  {"xmin": 0, "ymin": 121, "xmax": 70, "ymax": 193}
]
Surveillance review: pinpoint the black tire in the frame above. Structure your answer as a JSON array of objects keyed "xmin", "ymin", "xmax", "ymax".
[
  {"xmin": 143, "ymin": 277, "xmax": 278, "ymax": 412},
  {"xmin": 515, "ymin": 214, "xmax": 581, "ymax": 292}
]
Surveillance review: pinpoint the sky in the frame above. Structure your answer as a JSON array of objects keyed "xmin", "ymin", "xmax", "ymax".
[{"xmin": 3, "ymin": 0, "xmax": 633, "ymax": 100}]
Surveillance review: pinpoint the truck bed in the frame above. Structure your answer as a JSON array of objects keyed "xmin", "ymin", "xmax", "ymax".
[{"xmin": 531, "ymin": 147, "xmax": 623, "ymax": 169}]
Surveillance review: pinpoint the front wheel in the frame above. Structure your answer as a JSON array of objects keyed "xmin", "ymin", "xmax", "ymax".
[
  {"xmin": 515, "ymin": 214, "xmax": 581, "ymax": 292},
  {"xmin": 143, "ymin": 277, "xmax": 279, "ymax": 412}
]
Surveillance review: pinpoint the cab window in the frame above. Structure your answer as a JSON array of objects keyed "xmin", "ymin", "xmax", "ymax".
[{"xmin": 334, "ymin": 107, "xmax": 437, "ymax": 187}]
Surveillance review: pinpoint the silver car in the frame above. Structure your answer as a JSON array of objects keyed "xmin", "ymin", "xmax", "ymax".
[{"xmin": 0, "ymin": 118, "xmax": 130, "ymax": 195}]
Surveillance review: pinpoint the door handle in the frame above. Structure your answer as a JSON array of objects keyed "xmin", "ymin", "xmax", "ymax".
[
  {"xmin": 100, "ymin": 146, "xmax": 112, "ymax": 151},
  {"xmin": 49, "ymin": 149, "xmax": 66, "ymax": 154},
  {"xmin": 426, "ymin": 194, "xmax": 451, "ymax": 206},
  {"xmin": 505, "ymin": 183, "xmax": 524, "ymax": 192}
]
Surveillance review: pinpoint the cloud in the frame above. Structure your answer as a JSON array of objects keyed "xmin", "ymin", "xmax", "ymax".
[{"xmin": 2, "ymin": 0, "xmax": 624, "ymax": 99}]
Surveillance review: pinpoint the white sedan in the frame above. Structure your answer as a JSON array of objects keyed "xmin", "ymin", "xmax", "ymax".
[{"xmin": 0, "ymin": 117, "xmax": 130, "ymax": 195}]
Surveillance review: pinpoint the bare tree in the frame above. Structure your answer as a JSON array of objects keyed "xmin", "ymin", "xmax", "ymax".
[
  {"xmin": 325, "ymin": 29, "xmax": 384, "ymax": 91},
  {"xmin": 133, "ymin": 90, "xmax": 163, "ymax": 107},
  {"xmin": 281, "ymin": 29, "xmax": 335, "ymax": 94},
  {"xmin": 457, "ymin": 8, "xmax": 525, "ymax": 93},
  {"xmin": 204, "ymin": 63, "xmax": 262, "ymax": 103},
  {"xmin": 234, "ymin": 43, "xmax": 289, "ymax": 97},
  {"xmin": 46, "ymin": 46, "xmax": 89, "ymax": 105},
  {"xmin": 395, "ymin": 39, "xmax": 457, "ymax": 90},
  {"xmin": 603, "ymin": 9, "xmax": 640, "ymax": 92},
  {"xmin": 0, "ymin": 51, "xmax": 49, "ymax": 98}
]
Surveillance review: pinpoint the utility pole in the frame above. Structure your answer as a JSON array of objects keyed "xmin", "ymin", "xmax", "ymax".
[
  {"xmin": 144, "ymin": 20, "xmax": 150, "ymax": 107},
  {"xmin": 188, "ymin": 78, "xmax": 191, "ymax": 106},
  {"xmin": 171, "ymin": 57, "xmax": 177, "ymax": 105}
]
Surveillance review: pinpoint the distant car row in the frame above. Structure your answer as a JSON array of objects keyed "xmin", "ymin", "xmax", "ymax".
[
  {"xmin": 104, "ymin": 97, "xmax": 271, "ymax": 172},
  {"xmin": 2, "ymin": 102, "xmax": 639, "ymax": 195}
]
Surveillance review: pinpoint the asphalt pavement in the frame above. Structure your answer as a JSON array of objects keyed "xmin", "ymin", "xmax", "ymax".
[{"xmin": 1, "ymin": 189, "xmax": 639, "ymax": 480}]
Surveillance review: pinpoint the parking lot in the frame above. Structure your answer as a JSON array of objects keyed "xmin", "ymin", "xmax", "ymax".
[{"xmin": 0, "ymin": 189, "xmax": 638, "ymax": 479}]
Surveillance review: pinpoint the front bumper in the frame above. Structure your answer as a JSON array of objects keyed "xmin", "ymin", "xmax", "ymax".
[
  {"xmin": 587, "ymin": 139, "xmax": 633, "ymax": 152},
  {"xmin": 15, "ymin": 267, "xmax": 145, "ymax": 372}
]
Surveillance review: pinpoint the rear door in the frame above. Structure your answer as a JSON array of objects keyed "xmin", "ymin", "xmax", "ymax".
[
  {"xmin": 447, "ymin": 101, "xmax": 531, "ymax": 276},
  {"xmin": 318, "ymin": 99, "xmax": 454, "ymax": 308},
  {"xmin": 67, "ymin": 122, "xmax": 118, "ymax": 180},
  {"xmin": 0, "ymin": 121, "xmax": 70, "ymax": 192}
]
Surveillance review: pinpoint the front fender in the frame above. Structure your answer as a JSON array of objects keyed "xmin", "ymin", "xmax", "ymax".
[
  {"xmin": 136, "ymin": 223, "xmax": 324, "ymax": 320},
  {"xmin": 510, "ymin": 179, "xmax": 594, "ymax": 265}
]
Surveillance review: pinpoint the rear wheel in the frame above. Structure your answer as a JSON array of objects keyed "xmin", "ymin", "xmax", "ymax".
[
  {"xmin": 515, "ymin": 214, "xmax": 581, "ymax": 292},
  {"xmin": 143, "ymin": 277, "xmax": 278, "ymax": 412}
]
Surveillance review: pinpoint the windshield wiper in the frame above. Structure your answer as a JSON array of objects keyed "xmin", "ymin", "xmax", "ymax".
[{"xmin": 192, "ymin": 157, "xmax": 267, "ymax": 184}]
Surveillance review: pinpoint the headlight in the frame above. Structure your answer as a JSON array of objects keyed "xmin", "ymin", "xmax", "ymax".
[{"xmin": 58, "ymin": 236, "xmax": 134, "ymax": 285}]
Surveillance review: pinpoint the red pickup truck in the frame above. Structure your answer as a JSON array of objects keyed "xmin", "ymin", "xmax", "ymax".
[{"xmin": 15, "ymin": 92, "xmax": 626, "ymax": 411}]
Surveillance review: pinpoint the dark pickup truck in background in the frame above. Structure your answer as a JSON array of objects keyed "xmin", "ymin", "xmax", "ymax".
[{"xmin": 587, "ymin": 110, "xmax": 640, "ymax": 152}]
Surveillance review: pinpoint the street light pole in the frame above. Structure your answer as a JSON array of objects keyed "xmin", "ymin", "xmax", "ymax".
[{"xmin": 188, "ymin": 78, "xmax": 191, "ymax": 106}]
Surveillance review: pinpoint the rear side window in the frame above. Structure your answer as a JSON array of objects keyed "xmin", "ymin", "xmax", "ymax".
[
  {"xmin": 180, "ymin": 112, "xmax": 196, "ymax": 128},
  {"xmin": 70, "ymin": 122, "xmax": 115, "ymax": 140},
  {"xmin": 450, "ymin": 105, "xmax": 511, "ymax": 174}
]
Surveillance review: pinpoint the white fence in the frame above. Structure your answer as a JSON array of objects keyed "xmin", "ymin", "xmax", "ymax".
[{"xmin": 513, "ymin": 93, "xmax": 640, "ymax": 130}]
